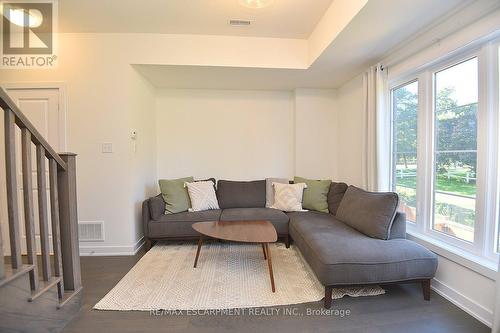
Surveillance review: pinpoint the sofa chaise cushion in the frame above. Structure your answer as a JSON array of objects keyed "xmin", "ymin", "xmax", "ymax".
[
  {"xmin": 220, "ymin": 208, "xmax": 289, "ymax": 235},
  {"xmin": 327, "ymin": 182, "xmax": 348, "ymax": 215},
  {"xmin": 217, "ymin": 180, "xmax": 266, "ymax": 209},
  {"xmin": 288, "ymin": 211, "xmax": 437, "ymax": 286},
  {"xmin": 148, "ymin": 209, "xmax": 222, "ymax": 238},
  {"xmin": 336, "ymin": 186, "xmax": 399, "ymax": 240}
]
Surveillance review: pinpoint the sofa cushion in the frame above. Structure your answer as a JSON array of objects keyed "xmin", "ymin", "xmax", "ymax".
[
  {"xmin": 197, "ymin": 178, "xmax": 216, "ymax": 190},
  {"xmin": 288, "ymin": 211, "xmax": 437, "ymax": 286},
  {"xmin": 336, "ymin": 186, "xmax": 399, "ymax": 240},
  {"xmin": 265, "ymin": 178, "xmax": 289, "ymax": 208},
  {"xmin": 148, "ymin": 209, "xmax": 222, "ymax": 238},
  {"xmin": 216, "ymin": 180, "xmax": 266, "ymax": 209},
  {"xmin": 185, "ymin": 180, "xmax": 220, "ymax": 212},
  {"xmin": 220, "ymin": 208, "xmax": 289, "ymax": 235},
  {"xmin": 148, "ymin": 194, "xmax": 166, "ymax": 220},
  {"xmin": 159, "ymin": 177, "xmax": 194, "ymax": 214},
  {"xmin": 327, "ymin": 182, "xmax": 348, "ymax": 215},
  {"xmin": 271, "ymin": 183, "xmax": 308, "ymax": 212},
  {"xmin": 294, "ymin": 177, "xmax": 331, "ymax": 213}
]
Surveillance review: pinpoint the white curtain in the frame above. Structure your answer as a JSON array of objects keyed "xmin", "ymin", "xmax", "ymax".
[{"xmin": 362, "ymin": 63, "xmax": 391, "ymax": 192}]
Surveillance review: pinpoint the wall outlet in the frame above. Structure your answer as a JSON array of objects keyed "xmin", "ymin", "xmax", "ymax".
[{"xmin": 102, "ymin": 142, "xmax": 113, "ymax": 153}]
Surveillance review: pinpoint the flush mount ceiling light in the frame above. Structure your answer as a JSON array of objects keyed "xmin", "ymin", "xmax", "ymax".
[
  {"xmin": 239, "ymin": 0, "xmax": 274, "ymax": 9},
  {"xmin": 4, "ymin": 8, "xmax": 43, "ymax": 28}
]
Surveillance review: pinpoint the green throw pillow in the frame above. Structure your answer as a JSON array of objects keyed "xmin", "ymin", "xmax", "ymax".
[
  {"xmin": 294, "ymin": 176, "xmax": 332, "ymax": 213},
  {"xmin": 159, "ymin": 177, "xmax": 194, "ymax": 214}
]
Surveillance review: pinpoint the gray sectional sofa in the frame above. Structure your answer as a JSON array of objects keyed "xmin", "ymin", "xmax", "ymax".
[{"xmin": 142, "ymin": 179, "xmax": 438, "ymax": 308}]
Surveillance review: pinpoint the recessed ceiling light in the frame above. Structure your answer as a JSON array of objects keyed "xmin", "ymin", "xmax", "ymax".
[{"xmin": 239, "ymin": 0, "xmax": 274, "ymax": 9}]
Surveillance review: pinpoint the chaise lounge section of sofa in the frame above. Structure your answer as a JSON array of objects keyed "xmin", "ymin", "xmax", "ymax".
[{"xmin": 142, "ymin": 179, "xmax": 438, "ymax": 309}]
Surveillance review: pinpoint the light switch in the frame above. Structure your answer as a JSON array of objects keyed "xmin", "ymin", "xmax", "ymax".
[{"xmin": 102, "ymin": 142, "xmax": 113, "ymax": 153}]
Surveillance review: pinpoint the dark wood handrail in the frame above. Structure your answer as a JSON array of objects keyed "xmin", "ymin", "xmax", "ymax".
[{"xmin": 0, "ymin": 88, "xmax": 66, "ymax": 170}]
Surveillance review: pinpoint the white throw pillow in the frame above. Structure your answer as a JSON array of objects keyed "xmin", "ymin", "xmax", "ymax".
[
  {"xmin": 185, "ymin": 181, "xmax": 220, "ymax": 212},
  {"xmin": 271, "ymin": 182, "xmax": 308, "ymax": 212},
  {"xmin": 265, "ymin": 178, "xmax": 289, "ymax": 208}
]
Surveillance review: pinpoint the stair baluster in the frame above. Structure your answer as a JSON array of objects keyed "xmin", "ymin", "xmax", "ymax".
[
  {"xmin": 21, "ymin": 129, "xmax": 39, "ymax": 291},
  {"xmin": 36, "ymin": 145, "xmax": 51, "ymax": 282},
  {"xmin": 49, "ymin": 159, "xmax": 64, "ymax": 298}
]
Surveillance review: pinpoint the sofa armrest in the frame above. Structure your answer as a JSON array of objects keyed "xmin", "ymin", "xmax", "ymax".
[
  {"xmin": 149, "ymin": 194, "xmax": 165, "ymax": 220},
  {"xmin": 389, "ymin": 212, "xmax": 406, "ymax": 239},
  {"xmin": 142, "ymin": 195, "xmax": 165, "ymax": 240},
  {"xmin": 142, "ymin": 198, "xmax": 151, "ymax": 240}
]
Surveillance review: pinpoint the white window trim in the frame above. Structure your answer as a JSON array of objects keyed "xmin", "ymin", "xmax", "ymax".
[
  {"xmin": 388, "ymin": 38, "xmax": 500, "ymax": 273},
  {"xmin": 483, "ymin": 40, "xmax": 500, "ymax": 261},
  {"xmin": 428, "ymin": 52, "xmax": 480, "ymax": 255},
  {"xmin": 389, "ymin": 77, "xmax": 419, "ymax": 221}
]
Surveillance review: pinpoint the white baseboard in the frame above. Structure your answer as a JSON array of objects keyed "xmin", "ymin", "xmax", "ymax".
[
  {"xmin": 79, "ymin": 237, "xmax": 144, "ymax": 256},
  {"xmin": 431, "ymin": 278, "xmax": 493, "ymax": 327}
]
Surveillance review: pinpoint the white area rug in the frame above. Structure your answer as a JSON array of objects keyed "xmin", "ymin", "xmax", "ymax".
[{"xmin": 94, "ymin": 242, "xmax": 384, "ymax": 311}]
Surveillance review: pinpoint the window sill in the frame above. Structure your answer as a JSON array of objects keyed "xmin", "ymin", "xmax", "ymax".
[{"xmin": 407, "ymin": 230, "xmax": 498, "ymax": 280}]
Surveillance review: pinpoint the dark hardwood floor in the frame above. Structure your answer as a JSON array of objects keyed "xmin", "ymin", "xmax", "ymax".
[{"xmin": 62, "ymin": 247, "xmax": 490, "ymax": 333}]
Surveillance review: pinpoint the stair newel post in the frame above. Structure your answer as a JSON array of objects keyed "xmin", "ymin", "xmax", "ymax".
[
  {"xmin": 57, "ymin": 153, "xmax": 81, "ymax": 291},
  {"xmin": 0, "ymin": 223, "xmax": 4, "ymax": 280}
]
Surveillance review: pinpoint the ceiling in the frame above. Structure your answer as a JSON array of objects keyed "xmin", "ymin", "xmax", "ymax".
[
  {"xmin": 59, "ymin": 0, "xmax": 333, "ymax": 38},
  {"xmin": 135, "ymin": 0, "xmax": 478, "ymax": 90}
]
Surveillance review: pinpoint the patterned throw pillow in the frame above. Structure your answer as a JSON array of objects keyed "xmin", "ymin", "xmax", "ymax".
[
  {"xmin": 270, "ymin": 182, "xmax": 308, "ymax": 212},
  {"xmin": 265, "ymin": 178, "xmax": 289, "ymax": 208},
  {"xmin": 185, "ymin": 180, "xmax": 220, "ymax": 212}
]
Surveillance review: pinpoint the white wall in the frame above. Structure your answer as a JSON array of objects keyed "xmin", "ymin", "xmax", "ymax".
[
  {"xmin": 155, "ymin": 88, "xmax": 339, "ymax": 182},
  {"xmin": 432, "ymin": 255, "xmax": 495, "ymax": 326},
  {"xmin": 294, "ymin": 88, "xmax": 338, "ymax": 180},
  {"xmin": 155, "ymin": 89, "xmax": 295, "ymax": 181},
  {"xmin": 336, "ymin": 74, "xmax": 364, "ymax": 187}
]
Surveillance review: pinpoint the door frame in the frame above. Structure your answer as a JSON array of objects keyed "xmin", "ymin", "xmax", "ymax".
[
  {"xmin": 0, "ymin": 82, "xmax": 68, "ymax": 254},
  {"xmin": 1, "ymin": 82, "xmax": 68, "ymax": 152}
]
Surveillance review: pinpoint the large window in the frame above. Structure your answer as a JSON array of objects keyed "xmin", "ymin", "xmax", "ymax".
[
  {"xmin": 389, "ymin": 39, "xmax": 500, "ymax": 267},
  {"xmin": 392, "ymin": 81, "xmax": 418, "ymax": 222},
  {"xmin": 432, "ymin": 58, "xmax": 478, "ymax": 242}
]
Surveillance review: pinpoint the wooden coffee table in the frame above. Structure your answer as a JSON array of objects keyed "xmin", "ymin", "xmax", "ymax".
[{"xmin": 192, "ymin": 220, "xmax": 278, "ymax": 292}]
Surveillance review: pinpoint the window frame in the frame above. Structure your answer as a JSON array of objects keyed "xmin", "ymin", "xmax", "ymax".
[
  {"xmin": 483, "ymin": 40, "xmax": 500, "ymax": 261},
  {"xmin": 390, "ymin": 78, "xmax": 419, "ymax": 225},
  {"xmin": 388, "ymin": 40, "xmax": 500, "ymax": 265},
  {"xmin": 429, "ymin": 53, "xmax": 481, "ymax": 254}
]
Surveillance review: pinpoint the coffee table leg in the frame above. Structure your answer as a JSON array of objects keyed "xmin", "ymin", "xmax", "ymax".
[
  {"xmin": 193, "ymin": 235, "xmax": 203, "ymax": 268},
  {"xmin": 265, "ymin": 243, "xmax": 276, "ymax": 292},
  {"xmin": 261, "ymin": 243, "xmax": 267, "ymax": 260}
]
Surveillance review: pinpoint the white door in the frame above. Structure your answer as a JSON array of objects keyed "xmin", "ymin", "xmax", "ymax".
[{"xmin": 0, "ymin": 88, "xmax": 64, "ymax": 254}]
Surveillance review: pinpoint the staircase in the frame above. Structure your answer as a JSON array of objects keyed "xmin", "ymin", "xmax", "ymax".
[{"xmin": 0, "ymin": 88, "xmax": 82, "ymax": 332}]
